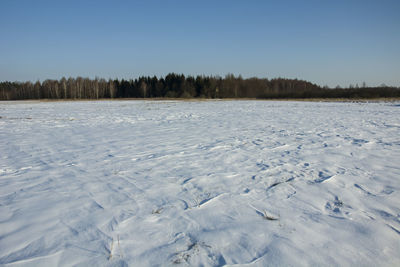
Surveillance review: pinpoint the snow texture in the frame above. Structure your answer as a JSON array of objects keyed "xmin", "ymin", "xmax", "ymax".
[{"xmin": 0, "ymin": 100, "xmax": 399, "ymax": 266}]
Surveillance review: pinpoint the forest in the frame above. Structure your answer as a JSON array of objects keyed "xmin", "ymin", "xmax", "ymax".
[{"xmin": 1, "ymin": 73, "xmax": 399, "ymax": 100}]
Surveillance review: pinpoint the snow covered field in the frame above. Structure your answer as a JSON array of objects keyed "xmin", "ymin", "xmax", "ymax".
[{"xmin": 0, "ymin": 100, "xmax": 399, "ymax": 266}]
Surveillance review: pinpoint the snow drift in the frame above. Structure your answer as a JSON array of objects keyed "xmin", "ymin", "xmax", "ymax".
[{"xmin": 0, "ymin": 100, "xmax": 399, "ymax": 266}]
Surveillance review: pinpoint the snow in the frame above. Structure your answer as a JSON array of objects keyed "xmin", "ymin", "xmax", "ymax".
[{"xmin": 0, "ymin": 100, "xmax": 399, "ymax": 266}]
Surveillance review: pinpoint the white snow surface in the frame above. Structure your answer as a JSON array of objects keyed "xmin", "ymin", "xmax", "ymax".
[{"xmin": 0, "ymin": 100, "xmax": 399, "ymax": 266}]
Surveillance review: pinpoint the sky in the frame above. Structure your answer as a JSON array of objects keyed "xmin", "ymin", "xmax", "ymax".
[{"xmin": 0, "ymin": 0, "xmax": 399, "ymax": 87}]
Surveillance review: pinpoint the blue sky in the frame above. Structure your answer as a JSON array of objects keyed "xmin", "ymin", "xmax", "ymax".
[{"xmin": 1, "ymin": 0, "xmax": 399, "ymax": 87}]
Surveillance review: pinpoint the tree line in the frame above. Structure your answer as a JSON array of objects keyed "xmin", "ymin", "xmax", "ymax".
[{"xmin": 1, "ymin": 73, "xmax": 399, "ymax": 100}]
